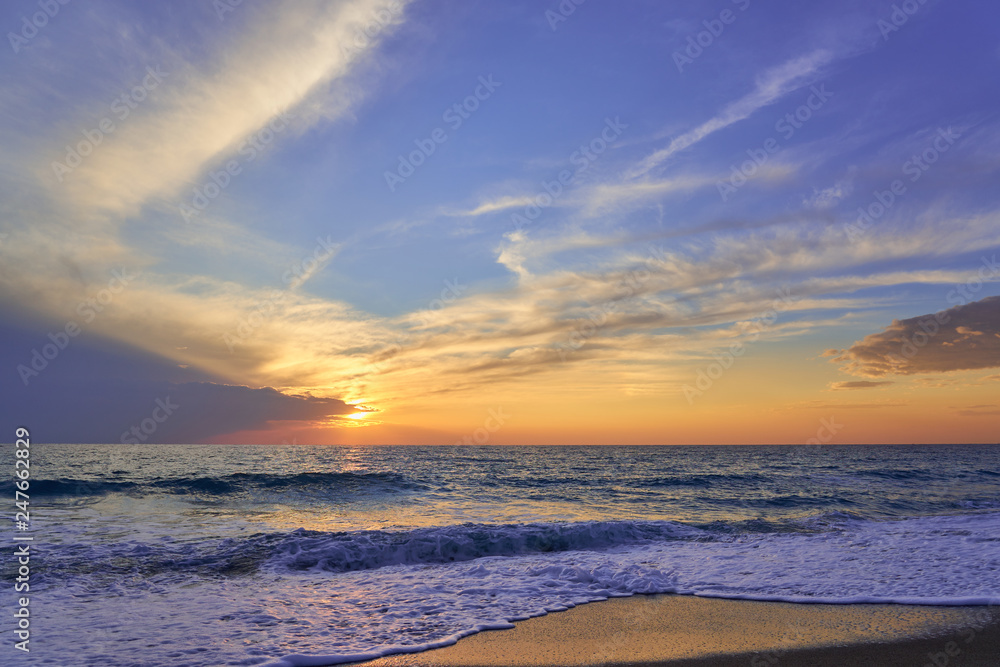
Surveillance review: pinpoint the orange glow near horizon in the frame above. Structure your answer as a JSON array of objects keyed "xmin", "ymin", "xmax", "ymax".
[{"xmin": 206, "ymin": 354, "xmax": 1000, "ymax": 445}]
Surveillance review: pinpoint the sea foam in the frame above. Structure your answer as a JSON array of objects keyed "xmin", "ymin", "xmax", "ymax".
[{"xmin": 19, "ymin": 512, "xmax": 1000, "ymax": 667}]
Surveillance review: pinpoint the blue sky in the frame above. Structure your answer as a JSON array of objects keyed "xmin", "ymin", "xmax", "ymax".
[{"xmin": 2, "ymin": 0, "xmax": 1000, "ymax": 444}]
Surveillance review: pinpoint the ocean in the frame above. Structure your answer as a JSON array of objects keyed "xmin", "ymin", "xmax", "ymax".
[{"xmin": 4, "ymin": 443, "xmax": 999, "ymax": 666}]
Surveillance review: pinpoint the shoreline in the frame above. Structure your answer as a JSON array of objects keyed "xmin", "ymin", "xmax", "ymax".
[{"xmin": 352, "ymin": 594, "xmax": 999, "ymax": 667}]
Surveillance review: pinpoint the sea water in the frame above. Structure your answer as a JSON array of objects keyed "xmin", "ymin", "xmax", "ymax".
[{"xmin": 3, "ymin": 444, "xmax": 998, "ymax": 665}]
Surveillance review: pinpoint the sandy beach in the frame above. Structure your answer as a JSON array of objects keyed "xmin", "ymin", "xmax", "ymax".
[{"xmin": 355, "ymin": 595, "xmax": 999, "ymax": 667}]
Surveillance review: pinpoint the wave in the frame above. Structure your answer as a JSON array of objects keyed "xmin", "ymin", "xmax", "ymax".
[
  {"xmin": 31, "ymin": 478, "xmax": 139, "ymax": 495},
  {"xmin": 859, "ymin": 468, "xmax": 938, "ymax": 481},
  {"xmin": 34, "ymin": 513, "xmax": 1000, "ymax": 667},
  {"xmin": 41, "ymin": 510, "xmax": 1000, "ymax": 584},
  {"xmin": 28, "ymin": 471, "xmax": 425, "ymax": 498},
  {"xmin": 498, "ymin": 472, "xmax": 775, "ymax": 490},
  {"xmin": 34, "ymin": 520, "xmax": 707, "ymax": 585},
  {"xmin": 645, "ymin": 472, "xmax": 769, "ymax": 488},
  {"xmin": 267, "ymin": 520, "xmax": 704, "ymax": 573}
]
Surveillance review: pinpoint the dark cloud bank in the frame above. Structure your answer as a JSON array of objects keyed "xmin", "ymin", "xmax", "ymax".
[{"xmin": 0, "ymin": 318, "xmax": 355, "ymax": 443}]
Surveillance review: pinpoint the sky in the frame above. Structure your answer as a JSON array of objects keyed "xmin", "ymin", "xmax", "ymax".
[{"xmin": 1, "ymin": 0, "xmax": 999, "ymax": 445}]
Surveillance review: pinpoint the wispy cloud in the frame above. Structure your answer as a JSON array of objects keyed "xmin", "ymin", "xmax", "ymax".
[
  {"xmin": 458, "ymin": 195, "xmax": 540, "ymax": 217},
  {"xmin": 46, "ymin": 0, "xmax": 409, "ymax": 218},
  {"xmin": 956, "ymin": 405, "xmax": 1000, "ymax": 417},
  {"xmin": 580, "ymin": 175, "xmax": 716, "ymax": 215},
  {"xmin": 626, "ymin": 50, "xmax": 836, "ymax": 180},
  {"xmin": 830, "ymin": 380, "xmax": 894, "ymax": 390},
  {"xmin": 360, "ymin": 210, "xmax": 1000, "ymax": 400}
]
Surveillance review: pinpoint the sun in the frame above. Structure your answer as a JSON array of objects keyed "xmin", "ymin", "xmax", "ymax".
[{"xmin": 344, "ymin": 405, "xmax": 376, "ymax": 421}]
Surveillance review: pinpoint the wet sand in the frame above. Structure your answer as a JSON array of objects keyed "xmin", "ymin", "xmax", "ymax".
[{"xmin": 352, "ymin": 594, "xmax": 999, "ymax": 666}]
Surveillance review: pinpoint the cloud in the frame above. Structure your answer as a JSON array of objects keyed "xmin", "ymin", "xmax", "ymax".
[
  {"xmin": 48, "ymin": 0, "xmax": 409, "ymax": 218},
  {"xmin": 147, "ymin": 382, "xmax": 363, "ymax": 441},
  {"xmin": 804, "ymin": 167, "xmax": 857, "ymax": 209},
  {"xmin": 580, "ymin": 175, "xmax": 716, "ymax": 215},
  {"xmin": 0, "ymin": 319, "xmax": 364, "ymax": 443},
  {"xmin": 786, "ymin": 401, "xmax": 909, "ymax": 411},
  {"xmin": 78, "ymin": 380, "xmax": 361, "ymax": 444},
  {"xmin": 955, "ymin": 405, "xmax": 1000, "ymax": 417},
  {"xmin": 458, "ymin": 195, "xmax": 540, "ymax": 217},
  {"xmin": 829, "ymin": 380, "xmax": 894, "ymax": 390},
  {"xmin": 0, "ymin": 0, "xmax": 406, "ymax": 414},
  {"xmin": 4, "ymin": 5, "xmax": 996, "ymax": 425},
  {"xmin": 831, "ymin": 296, "xmax": 1000, "ymax": 377},
  {"xmin": 354, "ymin": 213, "xmax": 1000, "ymax": 403},
  {"xmin": 0, "ymin": 0, "xmax": 406, "ymax": 353},
  {"xmin": 913, "ymin": 377, "xmax": 956, "ymax": 388},
  {"xmin": 626, "ymin": 50, "xmax": 835, "ymax": 180}
]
